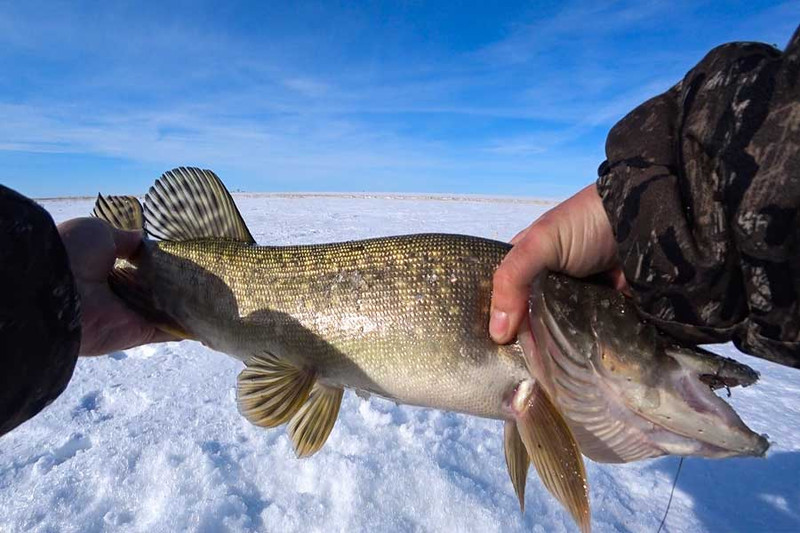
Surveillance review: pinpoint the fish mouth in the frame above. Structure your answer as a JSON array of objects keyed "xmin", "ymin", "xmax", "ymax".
[{"xmin": 520, "ymin": 273, "xmax": 770, "ymax": 464}]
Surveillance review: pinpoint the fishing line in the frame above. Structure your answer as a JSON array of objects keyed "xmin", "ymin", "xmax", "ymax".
[
  {"xmin": 656, "ymin": 358, "xmax": 730, "ymax": 532},
  {"xmin": 656, "ymin": 456, "xmax": 684, "ymax": 533}
]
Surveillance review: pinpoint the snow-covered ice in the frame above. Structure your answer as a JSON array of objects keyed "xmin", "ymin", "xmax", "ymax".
[{"xmin": 2, "ymin": 194, "xmax": 799, "ymax": 532}]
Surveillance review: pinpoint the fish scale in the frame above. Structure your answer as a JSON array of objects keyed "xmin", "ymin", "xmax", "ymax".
[{"xmin": 146, "ymin": 234, "xmax": 530, "ymax": 420}]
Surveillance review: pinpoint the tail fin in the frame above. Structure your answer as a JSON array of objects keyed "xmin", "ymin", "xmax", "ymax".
[
  {"xmin": 94, "ymin": 167, "xmax": 255, "ymax": 244},
  {"xmin": 92, "ymin": 166, "xmax": 252, "ymax": 341},
  {"xmin": 93, "ymin": 194, "xmax": 144, "ymax": 231},
  {"xmin": 92, "ymin": 188, "xmax": 193, "ymax": 340}
]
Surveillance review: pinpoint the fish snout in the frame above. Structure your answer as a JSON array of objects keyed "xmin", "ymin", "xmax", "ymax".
[
  {"xmin": 665, "ymin": 343, "xmax": 760, "ymax": 390},
  {"xmin": 522, "ymin": 271, "xmax": 770, "ymax": 463},
  {"xmin": 651, "ymin": 345, "xmax": 770, "ymax": 458}
]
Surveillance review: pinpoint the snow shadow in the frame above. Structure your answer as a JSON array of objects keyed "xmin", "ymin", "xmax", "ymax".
[
  {"xmin": 196, "ymin": 440, "xmax": 269, "ymax": 531},
  {"xmin": 652, "ymin": 451, "xmax": 800, "ymax": 531}
]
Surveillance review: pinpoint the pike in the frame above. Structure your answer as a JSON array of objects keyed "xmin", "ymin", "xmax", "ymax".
[{"xmin": 94, "ymin": 168, "xmax": 768, "ymax": 532}]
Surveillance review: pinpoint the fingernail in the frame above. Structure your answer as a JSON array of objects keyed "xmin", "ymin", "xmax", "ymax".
[{"xmin": 489, "ymin": 310, "xmax": 509, "ymax": 341}]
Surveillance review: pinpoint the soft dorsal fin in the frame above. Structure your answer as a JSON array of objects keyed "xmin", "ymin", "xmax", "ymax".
[
  {"xmin": 237, "ymin": 353, "xmax": 315, "ymax": 428},
  {"xmin": 144, "ymin": 167, "xmax": 255, "ymax": 243},
  {"xmin": 288, "ymin": 383, "xmax": 343, "ymax": 458},
  {"xmin": 93, "ymin": 194, "xmax": 144, "ymax": 231}
]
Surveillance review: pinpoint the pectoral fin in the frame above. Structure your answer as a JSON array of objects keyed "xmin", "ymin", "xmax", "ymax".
[
  {"xmin": 288, "ymin": 383, "xmax": 344, "ymax": 458},
  {"xmin": 504, "ymin": 420, "xmax": 530, "ymax": 512},
  {"xmin": 237, "ymin": 354, "xmax": 315, "ymax": 428},
  {"xmin": 514, "ymin": 381, "xmax": 590, "ymax": 533}
]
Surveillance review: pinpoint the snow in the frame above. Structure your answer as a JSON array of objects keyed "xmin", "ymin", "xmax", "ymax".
[{"xmin": 2, "ymin": 194, "xmax": 799, "ymax": 532}]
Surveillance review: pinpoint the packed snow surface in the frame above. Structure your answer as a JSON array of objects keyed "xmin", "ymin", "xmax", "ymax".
[{"xmin": 2, "ymin": 194, "xmax": 799, "ymax": 532}]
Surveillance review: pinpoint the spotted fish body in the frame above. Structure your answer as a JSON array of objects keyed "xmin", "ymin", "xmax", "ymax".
[
  {"xmin": 142, "ymin": 234, "xmax": 529, "ymax": 419},
  {"xmin": 95, "ymin": 167, "xmax": 769, "ymax": 533}
]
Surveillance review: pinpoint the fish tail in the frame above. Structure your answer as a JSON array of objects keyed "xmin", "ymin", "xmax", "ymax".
[
  {"xmin": 95, "ymin": 167, "xmax": 256, "ymax": 244},
  {"xmin": 93, "ymin": 194, "xmax": 144, "ymax": 231},
  {"xmin": 108, "ymin": 265, "xmax": 194, "ymax": 340},
  {"xmin": 93, "ymin": 167, "xmax": 261, "ymax": 341}
]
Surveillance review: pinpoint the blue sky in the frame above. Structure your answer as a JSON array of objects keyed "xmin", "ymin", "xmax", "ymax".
[{"xmin": 1, "ymin": 1, "xmax": 798, "ymax": 198}]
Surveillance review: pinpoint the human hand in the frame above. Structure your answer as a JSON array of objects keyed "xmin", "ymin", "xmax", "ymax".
[
  {"xmin": 57, "ymin": 217, "xmax": 177, "ymax": 356},
  {"xmin": 490, "ymin": 183, "xmax": 626, "ymax": 344}
]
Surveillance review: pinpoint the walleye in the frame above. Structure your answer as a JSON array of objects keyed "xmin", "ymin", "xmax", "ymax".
[{"xmin": 94, "ymin": 167, "xmax": 768, "ymax": 532}]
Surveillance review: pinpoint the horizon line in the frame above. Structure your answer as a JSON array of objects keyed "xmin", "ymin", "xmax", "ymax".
[{"xmin": 35, "ymin": 191, "xmax": 562, "ymax": 205}]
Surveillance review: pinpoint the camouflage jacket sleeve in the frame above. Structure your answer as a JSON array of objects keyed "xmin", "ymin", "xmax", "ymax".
[
  {"xmin": 0, "ymin": 185, "xmax": 81, "ymax": 436},
  {"xmin": 596, "ymin": 26, "xmax": 800, "ymax": 369}
]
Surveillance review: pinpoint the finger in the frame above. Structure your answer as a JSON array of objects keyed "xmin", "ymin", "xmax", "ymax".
[
  {"xmin": 78, "ymin": 292, "xmax": 181, "ymax": 356},
  {"xmin": 510, "ymin": 225, "xmax": 530, "ymax": 245},
  {"xmin": 112, "ymin": 295, "xmax": 181, "ymax": 345},
  {"xmin": 510, "ymin": 209, "xmax": 551, "ymax": 245},
  {"xmin": 129, "ymin": 320, "xmax": 182, "ymax": 346},
  {"xmin": 491, "ymin": 224, "xmax": 558, "ymax": 344},
  {"xmin": 149, "ymin": 329, "xmax": 181, "ymax": 344},
  {"xmin": 79, "ymin": 326, "xmax": 180, "ymax": 356},
  {"xmin": 607, "ymin": 267, "xmax": 632, "ymax": 297},
  {"xmin": 112, "ymin": 227, "xmax": 144, "ymax": 259}
]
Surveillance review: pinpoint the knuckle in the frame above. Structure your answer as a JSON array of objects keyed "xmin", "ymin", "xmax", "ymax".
[{"xmin": 492, "ymin": 267, "xmax": 515, "ymax": 289}]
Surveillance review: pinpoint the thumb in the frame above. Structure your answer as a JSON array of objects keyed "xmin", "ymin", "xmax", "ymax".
[
  {"xmin": 490, "ymin": 221, "xmax": 560, "ymax": 344},
  {"xmin": 112, "ymin": 227, "xmax": 144, "ymax": 259}
]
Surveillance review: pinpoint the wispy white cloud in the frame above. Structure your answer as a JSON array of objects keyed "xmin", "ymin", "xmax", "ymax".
[
  {"xmin": 281, "ymin": 77, "xmax": 331, "ymax": 98},
  {"xmin": 0, "ymin": 1, "xmax": 795, "ymax": 196}
]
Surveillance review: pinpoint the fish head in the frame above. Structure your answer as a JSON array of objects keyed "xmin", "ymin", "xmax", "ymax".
[{"xmin": 519, "ymin": 272, "xmax": 769, "ymax": 463}]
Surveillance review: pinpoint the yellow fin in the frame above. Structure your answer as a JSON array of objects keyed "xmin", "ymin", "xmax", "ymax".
[
  {"xmin": 93, "ymin": 194, "xmax": 144, "ymax": 231},
  {"xmin": 515, "ymin": 381, "xmax": 590, "ymax": 533},
  {"xmin": 144, "ymin": 167, "xmax": 255, "ymax": 244},
  {"xmin": 236, "ymin": 354, "xmax": 315, "ymax": 428},
  {"xmin": 288, "ymin": 383, "xmax": 344, "ymax": 458},
  {"xmin": 504, "ymin": 420, "xmax": 530, "ymax": 513}
]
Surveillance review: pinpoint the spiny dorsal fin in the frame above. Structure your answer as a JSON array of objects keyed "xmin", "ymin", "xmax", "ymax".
[
  {"xmin": 144, "ymin": 167, "xmax": 255, "ymax": 243},
  {"xmin": 515, "ymin": 381, "xmax": 591, "ymax": 533},
  {"xmin": 504, "ymin": 420, "xmax": 530, "ymax": 513},
  {"xmin": 93, "ymin": 194, "xmax": 144, "ymax": 231},
  {"xmin": 287, "ymin": 383, "xmax": 343, "ymax": 458},
  {"xmin": 237, "ymin": 353, "xmax": 315, "ymax": 428}
]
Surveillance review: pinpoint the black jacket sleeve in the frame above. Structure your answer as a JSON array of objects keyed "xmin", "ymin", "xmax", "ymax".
[
  {"xmin": 0, "ymin": 185, "xmax": 81, "ymax": 436},
  {"xmin": 596, "ymin": 26, "xmax": 800, "ymax": 368}
]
